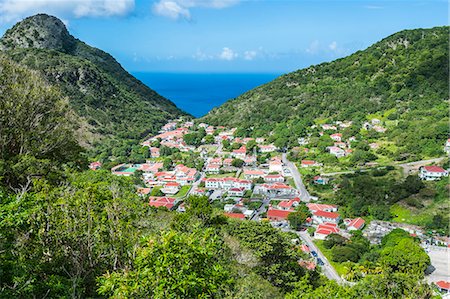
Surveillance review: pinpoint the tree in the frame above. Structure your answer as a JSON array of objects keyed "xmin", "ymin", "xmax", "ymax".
[
  {"xmin": 287, "ymin": 210, "xmax": 308, "ymax": 230},
  {"xmin": 97, "ymin": 230, "xmax": 233, "ymax": 298},
  {"xmin": 331, "ymin": 246, "xmax": 360, "ymax": 263},
  {"xmin": 163, "ymin": 158, "xmax": 172, "ymax": 170},
  {"xmin": 380, "ymin": 238, "xmax": 430, "ymax": 276},
  {"xmin": 323, "ymin": 233, "xmax": 347, "ymax": 249},
  {"xmin": 0, "ymin": 57, "xmax": 82, "ymax": 190},
  {"xmin": 232, "ymin": 159, "xmax": 244, "ymax": 168},
  {"xmin": 204, "ymin": 134, "xmax": 215, "ymax": 144}
]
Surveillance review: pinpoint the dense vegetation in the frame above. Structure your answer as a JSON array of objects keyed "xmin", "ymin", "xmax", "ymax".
[
  {"xmin": 202, "ymin": 26, "xmax": 449, "ymax": 159},
  {"xmin": 0, "ymin": 14, "xmax": 187, "ymax": 157}
]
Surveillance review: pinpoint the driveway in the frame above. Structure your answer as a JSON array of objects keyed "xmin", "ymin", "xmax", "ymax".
[{"xmin": 426, "ymin": 246, "xmax": 450, "ymax": 283}]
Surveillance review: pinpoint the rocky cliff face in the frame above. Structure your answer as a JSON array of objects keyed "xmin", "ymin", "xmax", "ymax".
[{"xmin": 0, "ymin": 14, "xmax": 76, "ymax": 53}]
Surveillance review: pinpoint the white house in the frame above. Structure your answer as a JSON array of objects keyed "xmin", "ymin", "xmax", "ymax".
[
  {"xmin": 314, "ymin": 223, "xmax": 340, "ymax": 240},
  {"xmin": 312, "ymin": 210, "xmax": 340, "ymax": 224},
  {"xmin": 205, "ymin": 164, "xmax": 220, "ymax": 174},
  {"xmin": 204, "ymin": 177, "xmax": 252, "ymax": 190},
  {"xmin": 259, "ymin": 144, "xmax": 277, "ymax": 153},
  {"xmin": 327, "ymin": 146, "xmax": 346, "ymax": 158},
  {"xmin": 243, "ymin": 169, "xmax": 266, "ymax": 180},
  {"xmin": 264, "ymin": 174, "xmax": 285, "ymax": 183},
  {"xmin": 228, "ymin": 187, "xmax": 246, "ymax": 197},
  {"xmin": 161, "ymin": 182, "xmax": 181, "ymax": 195},
  {"xmin": 269, "ymin": 158, "xmax": 283, "ymax": 173},
  {"xmin": 444, "ymin": 139, "xmax": 450, "ymax": 154},
  {"xmin": 419, "ymin": 166, "xmax": 448, "ymax": 181},
  {"xmin": 330, "ymin": 133, "xmax": 342, "ymax": 142}
]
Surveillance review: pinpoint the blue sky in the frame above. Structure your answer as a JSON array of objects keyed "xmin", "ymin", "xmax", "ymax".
[{"xmin": 0, "ymin": 0, "xmax": 447, "ymax": 73}]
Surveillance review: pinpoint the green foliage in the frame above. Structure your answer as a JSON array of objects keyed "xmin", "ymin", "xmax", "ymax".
[
  {"xmin": 98, "ymin": 229, "xmax": 233, "ymax": 298},
  {"xmin": 202, "ymin": 27, "xmax": 449, "ymax": 155},
  {"xmin": 224, "ymin": 221, "xmax": 306, "ymax": 292},
  {"xmin": 0, "ymin": 57, "xmax": 83, "ymax": 189},
  {"xmin": 0, "ymin": 14, "xmax": 186, "ymax": 160},
  {"xmin": 232, "ymin": 158, "xmax": 244, "ymax": 168},
  {"xmin": 0, "ymin": 170, "xmax": 164, "ymax": 298}
]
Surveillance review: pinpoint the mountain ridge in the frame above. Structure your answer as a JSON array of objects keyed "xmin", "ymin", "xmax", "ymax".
[
  {"xmin": 0, "ymin": 14, "xmax": 187, "ymax": 151},
  {"xmin": 201, "ymin": 26, "xmax": 449, "ymax": 158}
]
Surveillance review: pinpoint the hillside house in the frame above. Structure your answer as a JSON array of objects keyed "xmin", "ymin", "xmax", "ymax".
[
  {"xmin": 232, "ymin": 146, "xmax": 247, "ymax": 159},
  {"xmin": 269, "ymin": 157, "xmax": 283, "ymax": 172},
  {"xmin": 267, "ymin": 208, "xmax": 293, "ymax": 221},
  {"xmin": 161, "ymin": 182, "xmax": 181, "ymax": 195},
  {"xmin": 314, "ymin": 223, "xmax": 340, "ymax": 240},
  {"xmin": 264, "ymin": 174, "xmax": 285, "ymax": 183},
  {"xmin": 259, "ymin": 144, "xmax": 277, "ymax": 153},
  {"xmin": 243, "ymin": 169, "xmax": 265, "ymax": 180},
  {"xmin": 327, "ymin": 146, "xmax": 346, "ymax": 158},
  {"xmin": 228, "ymin": 187, "xmax": 246, "ymax": 197},
  {"xmin": 312, "ymin": 210, "xmax": 340, "ymax": 224},
  {"xmin": 330, "ymin": 133, "xmax": 342, "ymax": 142},
  {"xmin": 89, "ymin": 161, "xmax": 102, "ymax": 170},
  {"xmin": 301, "ymin": 160, "xmax": 320, "ymax": 168},
  {"xmin": 204, "ymin": 177, "xmax": 252, "ymax": 190},
  {"xmin": 149, "ymin": 197, "xmax": 176, "ymax": 210},
  {"xmin": 419, "ymin": 166, "xmax": 448, "ymax": 181},
  {"xmin": 344, "ymin": 217, "xmax": 366, "ymax": 230}
]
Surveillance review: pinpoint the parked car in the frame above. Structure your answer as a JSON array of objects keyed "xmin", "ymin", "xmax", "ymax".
[
  {"xmin": 311, "ymin": 251, "xmax": 318, "ymax": 257},
  {"xmin": 317, "ymin": 258, "xmax": 324, "ymax": 266}
]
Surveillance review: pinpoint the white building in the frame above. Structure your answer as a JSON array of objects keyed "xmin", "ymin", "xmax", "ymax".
[{"xmin": 419, "ymin": 166, "xmax": 448, "ymax": 181}]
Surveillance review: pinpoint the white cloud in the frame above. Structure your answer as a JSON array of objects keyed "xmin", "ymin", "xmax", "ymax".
[
  {"xmin": 328, "ymin": 41, "xmax": 337, "ymax": 51},
  {"xmin": 152, "ymin": 1, "xmax": 190, "ymax": 20},
  {"xmin": 152, "ymin": 0, "xmax": 239, "ymax": 20},
  {"xmin": 219, "ymin": 47, "xmax": 237, "ymax": 60},
  {"xmin": 305, "ymin": 40, "xmax": 319, "ymax": 54},
  {"xmin": 0, "ymin": 0, "xmax": 135, "ymax": 23},
  {"xmin": 243, "ymin": 50, "xmax": 257, "ymax": 60}
]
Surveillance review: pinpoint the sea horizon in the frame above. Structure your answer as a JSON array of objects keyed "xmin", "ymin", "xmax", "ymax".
[{"xmin": 133, "ymin": 72, "xmax": 281, "ymax": 117}]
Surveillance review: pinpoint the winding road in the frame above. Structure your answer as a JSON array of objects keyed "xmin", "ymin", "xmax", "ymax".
[{"xmin": 282, "ymin": 153, "xmax": 311, "ymax": 201}]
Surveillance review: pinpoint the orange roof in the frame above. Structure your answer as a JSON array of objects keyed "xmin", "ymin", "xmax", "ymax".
[
  {"xmin": 423, "ymin": 165, "xmax": 446, "ymax": 173},
  {"xmin": 313, "ymin": 210, "xmax": 340, "ymax": 219},
  {"xmin": 224, "ymin": 212, "xmax": 246, "ymax": 219},
  {"xmin": 436, "ymin": 281, "xmax": 450, "ymax": 290},
  {"xmin": 347, "ymin": 217, "xmax": 365, "ymax": 229},
  {"xmin": 148, "ymin": 197, "xmax": 176, "ymax": 209},
  {"xmin": 267, "ymin": 208, "xmax": 293, "ymax": 219}
]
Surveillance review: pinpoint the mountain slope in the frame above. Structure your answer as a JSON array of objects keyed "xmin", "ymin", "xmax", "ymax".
[
  {"xmin": 0, "ymin": 14, "xmax": 186, "ymax": 149},
  {"xmin": 201, "ymin": 26, "xmax": 449, "ymax": 157}
]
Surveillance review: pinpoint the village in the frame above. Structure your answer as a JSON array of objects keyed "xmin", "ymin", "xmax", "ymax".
[{"xmin": 90, "ymin": 118, "xmax": 450, "ymax": 294}]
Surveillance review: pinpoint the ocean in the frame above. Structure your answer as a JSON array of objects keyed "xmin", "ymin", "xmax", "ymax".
[{"xmin": 132, "ymin": 72, "xmax": 280, "ymax": 117}]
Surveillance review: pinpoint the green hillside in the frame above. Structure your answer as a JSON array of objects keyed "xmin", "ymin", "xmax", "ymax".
[
  {"xmin": 202, "ymin": 26, "xmax": 449, "ymax": 159},
  {"xmin": 0, "ymin": 14, "xmax": 187, "ymax": 152}
]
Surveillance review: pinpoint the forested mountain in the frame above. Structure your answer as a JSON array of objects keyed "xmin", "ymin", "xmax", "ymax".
[
  {"xmin": 0, "ymin": 14, "xmax": 187, "ymax": 149},
  {"xmin": 202, "ymin": 26, "xmax": 449, "ymax": 157}
]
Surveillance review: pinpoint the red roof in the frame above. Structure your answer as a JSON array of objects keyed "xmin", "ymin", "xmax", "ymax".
[
  {"xmin": 301, "ymin": 160, "xmax": 316, "ymax": 165},
  {"xmin": 423, "ymin": 165, "xmax": 446, "ymax": 173},
  {"xmin": 165, "ymin": 182, "xmax": 180, "ymax": 187},
  {"xmin": 224, "ymin": 212, "xmax": 246, "ymax": 219},
  {"xmin": 315, "ymin": 222, "xmax": 340, "ymax": 235},
  {"xmin": 300, "ymin": 244, "xmax": 310, "ymax": 253},
  {"xmin": 278, "ymin": 198, "xmax": 300, "ymax": 209},
  {"xmin": 149, "ymin": 197, "xmax": 176, "ymax": 209},
  {"xmin": 267, "ymin": 208, "xmax": 293, "ymax": 219},
  {"xmin": 306, "ymin": 203, "xmax": 337, "ymax": 212},
  {"xmin": 436, "ymin": 281, "xmax": 450, "ymax": 290},
  {"xmin": 347, "ymin": 217, "xmax": 365, "ymax": 229},
  {"xmin": 314, "ymin": 210, "xmax": 340, "ymax": 219}
]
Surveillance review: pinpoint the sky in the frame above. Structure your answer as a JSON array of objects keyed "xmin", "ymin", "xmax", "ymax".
[{"xmin": 0, "ymin": 0, "xmax": 447, "ymax": 73}]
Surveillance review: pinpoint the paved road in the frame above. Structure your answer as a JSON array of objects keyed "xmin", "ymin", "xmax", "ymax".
[
  {"xmin": 398, "ymin": 157, "xmax": 446, "ymax": 176},
  {"xmin": 282, "ymin": 153, "xmax": 310, "ymax": 201},
  {"xmin": 297, "ymin": 231, "xmax": 344, "ymax": 284},
  {"xmin": 250, "ymin": 197, "xmax": 271, "ymax": 221},
  {"xmin": 319, "ymin": 157, "xmax": 447, "ymax": 177}
]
